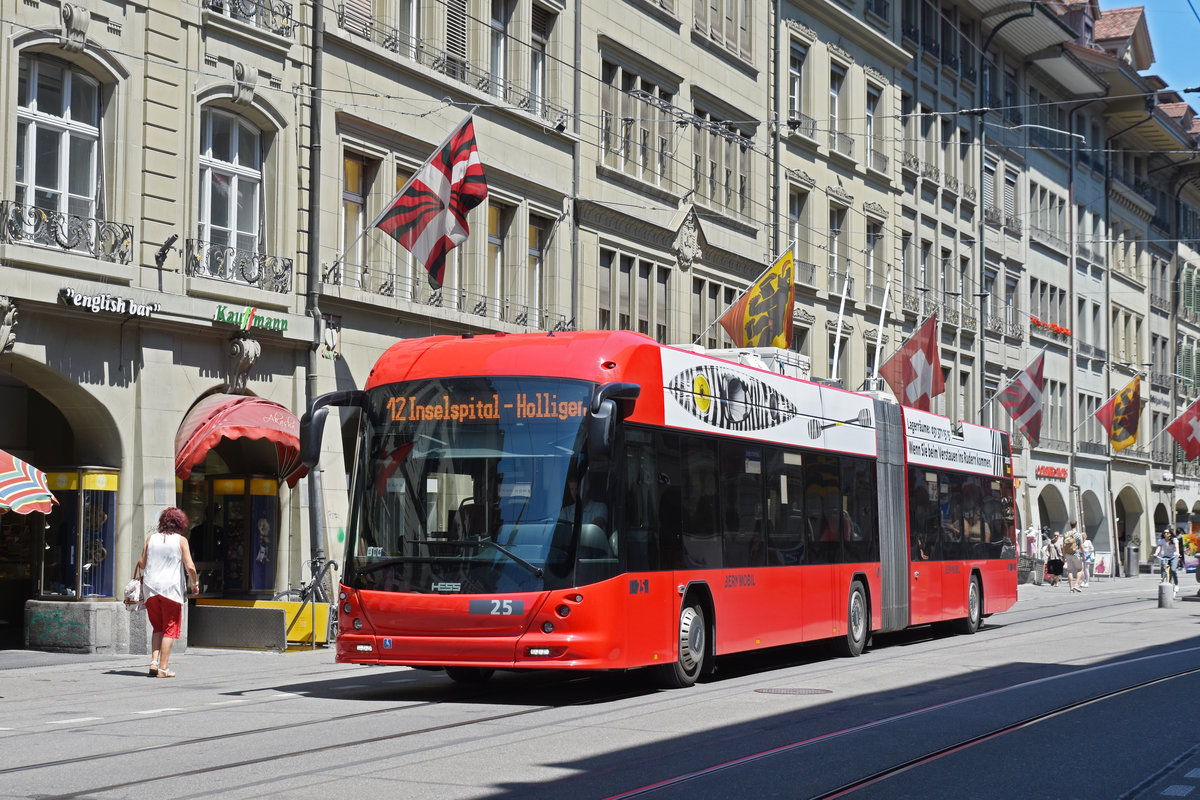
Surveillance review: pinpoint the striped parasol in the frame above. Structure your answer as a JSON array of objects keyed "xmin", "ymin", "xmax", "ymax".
[{"xmin": 0, "ymin": 449, "xmax": 58, "ymax": 515}]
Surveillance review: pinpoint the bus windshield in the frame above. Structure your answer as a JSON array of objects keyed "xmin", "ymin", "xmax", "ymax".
[{"xmin": 345, "ymin": 376, "xmax": 609, "ymax": 594}]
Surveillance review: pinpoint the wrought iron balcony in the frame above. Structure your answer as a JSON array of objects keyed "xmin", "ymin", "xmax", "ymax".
[
  {"xmin": 1077, "ymin": 341, "xmax": 1094, "ymax": 357},
  {"xmin": 829, "ymin": 128, "xmax": 854, "ymax": 158},
  {"xmin": 325, "ymin": 260, "xmax": 571, "ymax": 331},
  {"xmin": 865, "ymin": 284, "xmax": 887, "ymax": 307},
  {"xmin": 869, "ymin": 148, "xmax": 889, "ymax": 174},
  {"xmin": 795, "ymin": 259, "xmax": 819, "ymax": 287},
  {"xmin": 1078, "ymin": 441, "xmax": 1107, "ymax": 456},
  {"xmin": 944, "ymin": 175, "xmax": 959, "ymax": 194},
  {"xmin": 786, "ymin": 113, "xmax": 817, "ymax": 139},
  {"xmin": 1038, "ymin": 437, "xmax": 1070, "ymax": 452},
  {"xmin": 984, "ymin": 205, "xmax": 1004, "ymax": 226},
  {"xmin": 827, "ymin": 269, "xmax": 854, "ymax": 296},
  {"xmin": 185, "ymin": 239, "xmax": 293, "ymax": 293},
  {"xmin": 902, "ymin": 289, "xmax": 922, "ymax": 313},
  {"xmin": 902, "ymin": 151, "xmax": 920, "ymax": 173},
  {"xmin": 1150, "ymin": 293, "xmax": 1170, "ymax": 312},
  {"xmin": 335, "ymin": 5, "xmax": 568, "ymax": 124},
  {"xmin": 0, "ymin": 200, "xmax": 132, "ymax": 264},
  {"xmin": 1004, "ymin": 214, "xmax": 1023, "ymax": 235},
  {"xmin": 205, "ymin": 0, "xmax": 295, "ymax": 38},
  {"xmin": 920, "ymin": 162, "xmax": 940, "ymax": 183}
]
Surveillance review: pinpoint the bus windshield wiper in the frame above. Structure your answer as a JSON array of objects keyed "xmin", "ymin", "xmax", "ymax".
[{"xmin": 408, "ymin": 538, "xmax": 544, "ymax": 578}]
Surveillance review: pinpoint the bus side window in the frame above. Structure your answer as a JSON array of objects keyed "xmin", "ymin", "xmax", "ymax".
[{"xmin": 622, "ymin": 430, "xmax": 659, "ymax": 572}]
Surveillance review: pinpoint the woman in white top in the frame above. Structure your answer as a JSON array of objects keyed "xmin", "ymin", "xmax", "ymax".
[
  {"xmin": 136, "ymin": 507, "xmax": 199, "ymax": 678},
  {"xmin": 1155, "ymin": 529, "xmax": 1180, "ymax": 594}
]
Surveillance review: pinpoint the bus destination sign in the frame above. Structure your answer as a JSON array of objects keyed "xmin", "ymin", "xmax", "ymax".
[{"xmin": 386, "ymin": 392, "xmax": 587, "ymax": 423}]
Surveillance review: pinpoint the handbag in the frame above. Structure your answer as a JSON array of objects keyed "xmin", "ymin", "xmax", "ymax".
[{"xmin": 123, "ymin": 569, "xmax": 145, "ymax": 610}]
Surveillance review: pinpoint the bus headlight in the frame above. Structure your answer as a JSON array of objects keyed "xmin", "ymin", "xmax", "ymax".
[
  {"xmin": 542, "ymin": 621, "xmax": 554, "ymax": 634},
  {"xmin": 353, "ymin": 618, "xmax": 363, "ymax": 630}
]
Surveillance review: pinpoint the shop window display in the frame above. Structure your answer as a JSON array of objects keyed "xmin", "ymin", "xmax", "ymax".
[
  {"xmin": 40, "ymin": 470, "xmax": 118, "ymax": 598},
  {"xmin": 185, "ymin": 476, "xmax": 277, "ymax": 595}
]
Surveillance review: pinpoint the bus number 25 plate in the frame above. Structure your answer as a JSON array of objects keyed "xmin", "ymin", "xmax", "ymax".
[{"xmin": 469, "ymin": 599, "xmax": 525, "ymax": 615}]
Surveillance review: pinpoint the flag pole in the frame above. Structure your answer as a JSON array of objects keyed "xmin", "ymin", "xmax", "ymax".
[
  {"xmin": 693, "ymin": 240, "xmax": 797, "ymax": 346},
  {"xmin": 830, "ymin": 255, "xmax": 851, "ymax": 384},
  {"xmin": 329, "ymin": 109, "xmax": 480, "ymax": 280},
  {"xmin": 870, "ymin": 266, "xmax": 892, "ymax": 390}
]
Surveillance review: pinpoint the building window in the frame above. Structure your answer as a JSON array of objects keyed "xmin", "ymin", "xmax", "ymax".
[
  {"xmin": 396, "ymin": 0, "xmax": 421, "ymax": 59},
  {"xmin": 15, "ymin": 54, "xmax": 101, "ymax": 228},
  {"xmin": 600, "ymin": 61, "xmax": 674, "ymax": 186},
  {"xmin": 199, "ymin": 108, "xmax": 262, "ymax": 269},
  {"xmin": 788, "ymin": 42, "xmax": 807, "ymax": 122},
  {"xmin": 528, "ymin": 216, "xmax": 547, "ymax": 323},
  {"xmin": 789, "ymin": 188, "xmax": 810, "ymax": 265},
  {"xmin": 531, "ymin": 5, "xmax": 551, "ymax": 116},
  {"xmin": 342, "ymin": 153, "xmax": 367, "ymax": 287},
  {"xmin": 489, "ymin": 0, "xmax": 512, "ymax": 99},
  {"xmin": 486, "ymin": 203, "xmax": 511, "ymax": 318},
  {"xmin": 693, "ymin": 108, "xmax": 751, "ymax": 218},
  {"xmin": 694, "ymin": 0, "xmax": 751, "ymax": 61}
]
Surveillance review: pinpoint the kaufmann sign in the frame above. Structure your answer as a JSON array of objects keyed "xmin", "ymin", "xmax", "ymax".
[
  {"xmin": 60, "ymin": 287, "xmax": 160, "ymax": 317},
  {"xmin": 213, "ymin": 305, "xmax": 288, "ymax": 333}
]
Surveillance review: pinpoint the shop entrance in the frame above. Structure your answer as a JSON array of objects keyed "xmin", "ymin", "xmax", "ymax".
[
  {"xmin": 0, "ymin": 513, "xmax": 40, "ymax": 648},
  {"xmin": 179, "ymin": 475, "xmax": 279, "ymax": 596}
]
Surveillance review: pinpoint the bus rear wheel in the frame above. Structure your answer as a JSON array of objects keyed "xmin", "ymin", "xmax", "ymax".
[
  {"xmin": 658, "ymin": 602, "xmax": 707, "ymax": 688},
  {"xmin": 953, "ymin": 576, "xmax": 982, "ymax": 635},
  {"xmin": 445, "ymin": 666, "xmax": 495, "ymax": 684},
  {"xmin": 833, "ymin": 582, "xmax": 868, "ymax": 657}
]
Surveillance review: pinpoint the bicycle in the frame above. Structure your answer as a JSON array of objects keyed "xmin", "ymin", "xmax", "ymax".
[
  {"xmin": 1155, "ymin": 554, "xmax": 1179, "ymax": 592},
  {"xmin": 273, "ymin": 557, "xmax": 339, "ymax": 645}
]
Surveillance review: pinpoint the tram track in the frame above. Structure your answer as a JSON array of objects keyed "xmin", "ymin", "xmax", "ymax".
[{"xmin": 601, "ymin": 647, "xmax": 1200, "ymax": 799}]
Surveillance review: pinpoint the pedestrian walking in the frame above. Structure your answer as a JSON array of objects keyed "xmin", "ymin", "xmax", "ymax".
[
  {"xmin": 1044, "ymin": 530, "xmax": 1064, "ymax": 587},
  {"xmin": 1080, "ymin": 529, "xmax": 1094, "ymax": 587},
  {"xmin": 1062, "ymin": 522, "xmax": 1083, "ymax": 592},
  {"xmin": 136, "ymin": 507, "xmax": 199, "ymax": 678}
]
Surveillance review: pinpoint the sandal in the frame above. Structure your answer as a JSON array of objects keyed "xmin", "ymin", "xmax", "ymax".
[
  {"xmin": 157, "ymin": 667, "xmax": 175, "ymax": 678},
  {"xmin": 148, "ymin": 660, "xmax": 159, "ymax": 678}
]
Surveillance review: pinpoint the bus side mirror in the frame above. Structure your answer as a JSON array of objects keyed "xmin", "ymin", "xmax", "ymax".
[
  {"xmin": 300, "ymin": 390, "xmax": 364, "ymax": 469},
  {"xmin": 587, "ymin": 382, "xmax": 640, "ymax": 472}
]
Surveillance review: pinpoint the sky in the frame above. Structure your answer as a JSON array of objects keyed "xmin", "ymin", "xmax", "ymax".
[{"xmin": 1137, "ymin": 1, "xmax": 1200, "ymax": 95}]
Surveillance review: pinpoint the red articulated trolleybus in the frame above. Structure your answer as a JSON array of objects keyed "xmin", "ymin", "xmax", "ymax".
[{"xmin": 301, "ymin": 330, "xmax": 1017, "ymax": 687}]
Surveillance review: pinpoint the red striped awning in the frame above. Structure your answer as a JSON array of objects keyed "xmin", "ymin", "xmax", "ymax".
[
  {"xmin": 175, "ymin": 394, "xmax": 308, "ymax": 488},
  {"xmin": 0, "ymin": 449, "xmax": 58, "ymax": 515}
]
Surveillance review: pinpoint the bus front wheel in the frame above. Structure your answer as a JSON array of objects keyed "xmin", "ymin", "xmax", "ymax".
[
  {"xmin": 658, "ymin": 602, "xmax": 707, "ymax": 688},
  {"xmin": 833, "ymin": 582, "xmax": 868, "ymax": 657}
]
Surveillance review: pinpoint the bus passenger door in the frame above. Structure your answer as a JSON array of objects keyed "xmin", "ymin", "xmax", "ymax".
[{"xmin": 909, "ymin": 559, "xmax": 940, "ymax": 625}]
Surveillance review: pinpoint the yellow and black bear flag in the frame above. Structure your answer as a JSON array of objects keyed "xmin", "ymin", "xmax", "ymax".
[
  {"xmin": 718, "ymin": 249, "xmax": 795, "ymax": 348},
  {"xmin": 1096, "ymin": 375, "xmax": 1141, "ymax": 452}
]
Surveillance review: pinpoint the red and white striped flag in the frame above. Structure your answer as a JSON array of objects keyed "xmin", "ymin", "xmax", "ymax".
[
  {"xmin": 375, "ymin": 116, "xmax": 488, "ymax": 288},
  {"xmin": 996, "ymin": 351, "xmax": 1045, "ymax": 447}
]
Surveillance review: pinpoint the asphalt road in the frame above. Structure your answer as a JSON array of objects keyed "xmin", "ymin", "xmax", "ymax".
[{"xmin": 1, "ymin": 574, "xmax": 1198, "ymax": 800}]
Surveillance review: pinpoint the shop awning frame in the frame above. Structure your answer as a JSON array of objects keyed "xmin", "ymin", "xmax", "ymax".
[{"xmin": 175, "ymin": 393, "xmax": 309, "ymax": 488}]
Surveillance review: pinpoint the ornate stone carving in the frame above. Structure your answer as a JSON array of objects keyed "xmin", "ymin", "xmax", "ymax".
[
  {"xmin": 783, "ymin": 20, "xmax": 816, "ymax": 42},
  {"xmin": 794, "ymin": 308, "xmax": 816, "ymax": 325},
  {"xmin": 825, "ymin": 318, "xmax": 854, "ymax": 333},
  {"xmin": 233, "ymin": 62, "xmax": 258, "ymax": 105},
  {"xmin": 786, "ymin": 167, "xmax": 816, "ymax": 188},
  {"xmin": 864, "ymin": 66, "xmax": 886, "ymax": 84},
  {"xmin": 828, "ymin": 43, "xmax": 854, "ymax": 64},
  {"xmin": 0, "ymin": 297, "xmax": 17, "ymax": 353},
  {"xmin": 863, "ymin": 201, "xmax": 889, "ymax": 219},
  {"xmin": 826, "ymin": 184, "xmax": 854, "ymax": 205},
  {"xmin": 228, "ymin": 335, "xmax": 261, "ymax": 393},
  {"xmin": 60, "ymin": 4, "xmax": 91, "ymax": 53},
  {"xmin": 863, "ymin": 329, "xmax": 889, "ymax": 347},
  {"xmin": 673, "ymin": 207, "xmax": 702, "ymax": 271}
]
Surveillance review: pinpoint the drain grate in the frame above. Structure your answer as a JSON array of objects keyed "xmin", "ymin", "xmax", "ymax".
[{"xmin": 754, "ymin": 688, "xmax": 832, "ymax": 695}]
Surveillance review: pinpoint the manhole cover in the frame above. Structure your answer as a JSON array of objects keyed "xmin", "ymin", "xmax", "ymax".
[{"xmin": 754, "ymin": 688, "xmax": 832, "ymax": 695}]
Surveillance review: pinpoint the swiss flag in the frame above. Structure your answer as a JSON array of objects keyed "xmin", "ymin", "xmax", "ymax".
[
  {"xmin": 1167, "ymin": 398, "xmax": 1200, "ymax": 461},
  {"xmin": 879, "ymin": 314, "xmax": 944, "ymax": 411},
  {"xmin": 997, "ymin": 352, "xmax": 1045, "ymax": 446}
]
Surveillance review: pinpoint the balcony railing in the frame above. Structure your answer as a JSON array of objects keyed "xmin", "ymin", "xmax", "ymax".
[
  {"xmin": 205, "ymin": 0, "xmax": 295, "ymax": 37},
  {"xmin": 1078, "ymin": 441, "xmax": 1107, "ymax": 456},
  {"xmin": 920, "ymin": 162, "xmax": 940, "ymax": 183},
  {"xmin": 902, "ymin": 289, "xmax": 922, "ymax": 313},
  {"xmin": 1075, "ymin": 242, "xmax": 1094, "ymax": 263},
  {"xmin": 0, "ymin": 200, "xmax": 132, "ymax": 264},
  {"xmin": 1151, "ymin": 293, "xmax": 1170, "ymax": 312},
  {"xmin": 865, "ymin": 284, "xmax": 887, "ymax": 306},
  {"xmin": 944, "ymin": 174, "xmax": 959, "ymax": 194},
  {"xmin": 326, "ymin": 261, "xmax": 571, "ymax": 331},
  {"xmin": 795, "ymin": 259, "xmax": 819, "ymax": 287},
  {"xmin": 827, "ymin": 269, "xmax": 854, "ymax": 296},
  {"xmin": 984, "ymin": 205, "xmax": 1004, "ymax": 226},
  {"xmin": 1077, "ymin": 341, "xmax": 1094, "ymax": 357},
  {"xmin": 829, "ymin": 128, "xmax": 854, "ymax": 158},
  {"xmin": 869, "ymin": 148, "xmax": 889, "ymax": 174},
  {"xmin": 984, "ymin": 312, "xmax": 1005, "ymax": 334},
  {"xmin": 1039, "ymin": 437, "xmax": 1070, "ymax": 452},
  {"xmin": 335, "ymin": 6, "xmax": 568, "ymax": 124},
  {"xmin": 1004, "ymin": 214, "xmax": 1023, "ymax": 235},
  {"xmin": 185, "ymin": 239, "xmax": 293, "ymax": 293},
  {"xmin": 786, "ymin": 113, "xmax": 817, "ymax": 139},
  {"xmin": 902, "ymin": 151, "xmax": 920, "ymax": 173}
]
